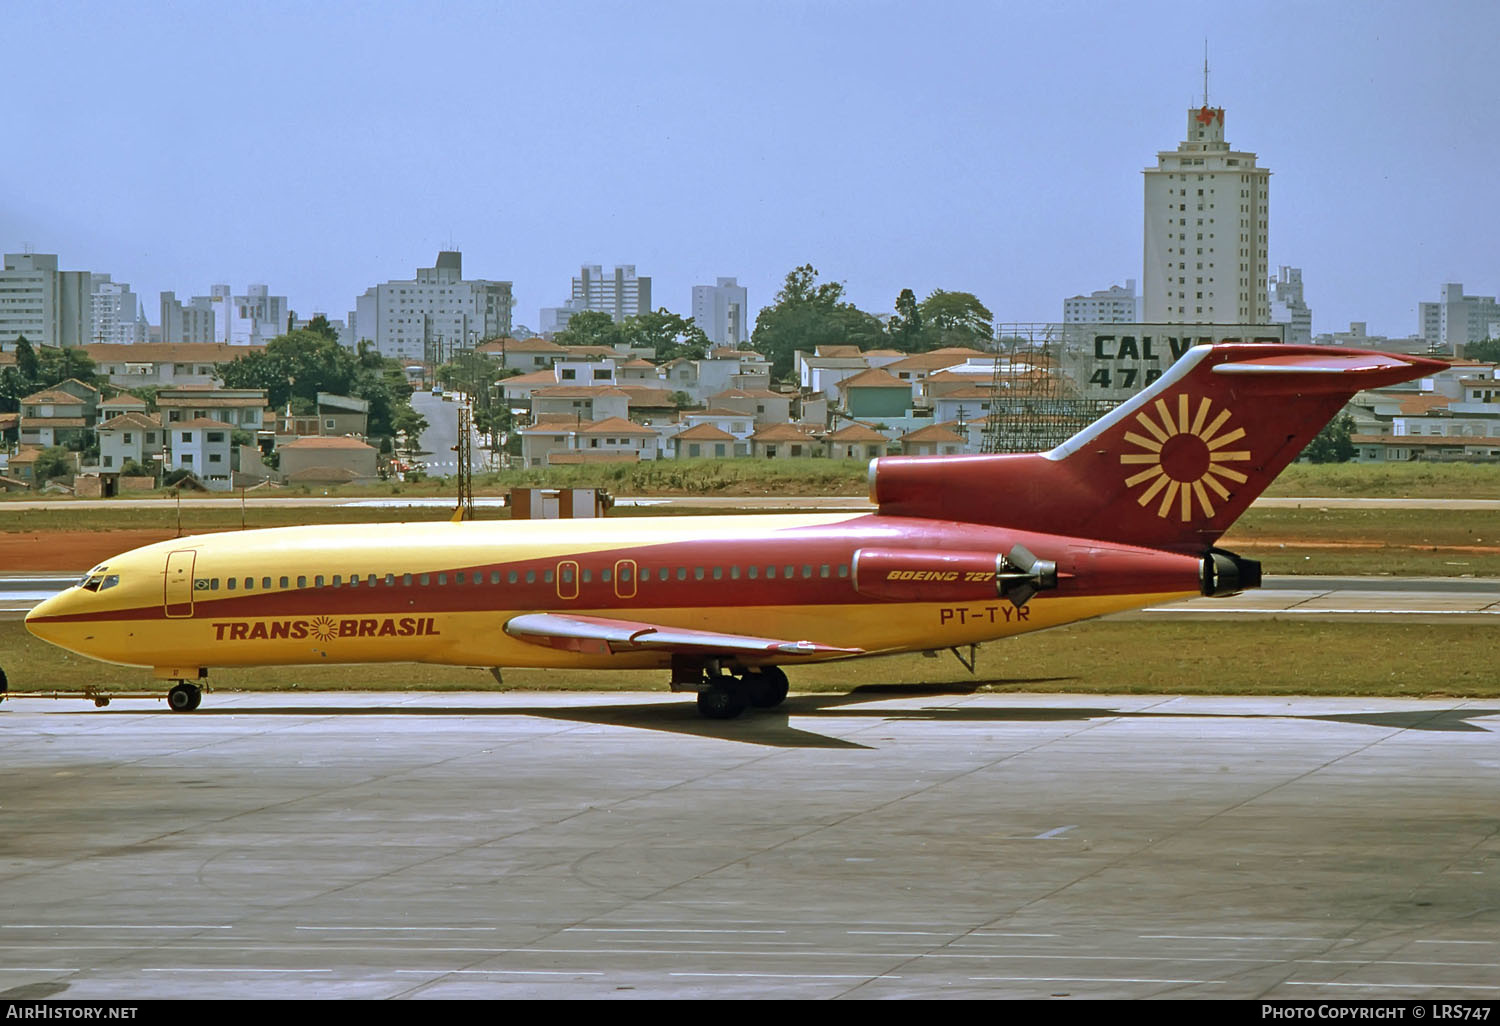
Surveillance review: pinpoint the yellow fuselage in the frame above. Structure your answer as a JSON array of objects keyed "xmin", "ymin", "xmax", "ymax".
[{"xmin": 25, "ymin": 513, "xmax": 1199, "ymax": 678}]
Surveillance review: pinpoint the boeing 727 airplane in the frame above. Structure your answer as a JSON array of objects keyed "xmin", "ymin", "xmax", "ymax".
[{"xmin": 24, "ymin": 344, "xmax": 1442, "ymax": 718}]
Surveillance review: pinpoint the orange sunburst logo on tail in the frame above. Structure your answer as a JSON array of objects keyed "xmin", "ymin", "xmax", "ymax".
[{"xmin": 1119, "ymin": 394, "xmax": 1251, "ymax": 521}]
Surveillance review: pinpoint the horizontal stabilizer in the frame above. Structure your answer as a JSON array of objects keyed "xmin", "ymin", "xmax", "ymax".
[{"xmin": 505, "ymin": 612, "xmax": 863, "ymax": 659}]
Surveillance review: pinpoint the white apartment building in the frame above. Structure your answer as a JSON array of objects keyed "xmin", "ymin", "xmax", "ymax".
[
  {"xmin": 691, "ymin": 277, "xmax": 748, "ymax": 345},
  {"xmin": 353, "ymin": 251, "xmax": 514, "ymax": 362},
  {"xmin": 1419, "ymin": 283, "xmax": 1500, "ymax": 352},
  {"xmin": 1269, "ymin": 266, "xmax": 1313, "ymax": 343},
  {"xmin": 571, "ymin": 264, "xmax": 651, "ymax": 323},
  {"xmin": 1062, "ymin": 279, "xmax": 1141, "ymax": 323},
  {"xmin": 159, "ymin": 291, "xmax": 219, "ymax": 344},
  {"xmin": 1143, "ymin": 105, "xmax": 1270, "ymax": 324},
  {"xmin": 0, "ymin": 253, "xmax": 93, "ymax": 347},
  {"xmin": 157, "ymin": 284, "xmax": 288, "ymax": 346},
  {"xmin": 538, "ymin": 298, "xmax": 586, "ymax": 336},
  {"xmin": 88, "ymin": 275, "xmax": 148, "ymax": 344}
]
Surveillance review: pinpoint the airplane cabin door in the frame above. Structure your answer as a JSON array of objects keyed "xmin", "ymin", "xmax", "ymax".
[
  {"xmin": 556, "ymin": 560, "xmax": 579, "ymax": 600},
  {"xmin": 614, "ymin": 559, "xmax": 637, "ymax": 600},
  {"xmin": 164, "ymin": 550, "xmax": 196, "ymax": 618}
]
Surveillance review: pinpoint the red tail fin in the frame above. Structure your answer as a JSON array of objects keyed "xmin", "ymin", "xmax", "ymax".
[{"xmin": 872, "ymin": 345, "xmax": 1445, "ymax": 552}]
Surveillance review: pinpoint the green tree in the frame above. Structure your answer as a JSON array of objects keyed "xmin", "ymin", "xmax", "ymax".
[
  {"xmin": 37, "ymin": 346, "xmax": 103, "ymax": 390},
  {"xmin": 1302, "ymin": 411, "xmax": 1356, "ymax": 463},
  {"xmin": 32, "ymin": 445, "xmax": 73, "ymax": 482},
  {"xmin": 1465, "ymin": 338, "xmax": 1500, "ymax": 363},
  {"xmin": 618, "ymin": 309, "xmax": 710, "ymax": 362},
  {"xmin": 218, "ymin": 330, "xmax": 359, "ymax": 408},
  {"xmin": 918, "ymin": 290, "xmax": 993, "ymax": 348},
  {"xmin": 14, "ymin": 336, "xmax": 40, "ymax": 384},
  {"xmin": 886, "ymin": 288, "xmax": 925, "ymax": 352},
  {"xmin": 218, "ymin": 330, "xmax": 412, "ymax": 439},
  {"xmin": 393, "ymin": 406, "xmax": 429, "ymax": 447},
  {"xmin": 303, "ymin": 314, "xmax": 339, "ymax": 342},
  {"xmin": 751, "ymin": 264, "xmax": 885, "ymax": 381},
  {"xmin": 0, "ymin": 367, "xmax": 26, "ymax": 414},
  {"xmin": 553, "ymin": 310, "xmax": 623, "ymax": 348}
]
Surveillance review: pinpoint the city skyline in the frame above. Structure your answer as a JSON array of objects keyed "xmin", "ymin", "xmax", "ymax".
[{"xmin": 3, "ymin": 0, "xmax": 1496, "ymax": 341}]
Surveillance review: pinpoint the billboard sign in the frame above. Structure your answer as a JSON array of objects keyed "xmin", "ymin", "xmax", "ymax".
[{"xmin": 1057, "ymin": 323, "xmax": 1285, "ymax": 401}]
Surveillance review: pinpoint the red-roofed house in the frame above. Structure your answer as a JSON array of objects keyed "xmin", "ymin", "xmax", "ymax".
[
  {"xmin": 900, "ymin": 422, "xmax": 967, "ymax": 457},
  {"xmin": 707, "ymin": 387, "xmax": 792, "ymax": 424},
  {"xmin": 673, "ymin": 423, "xmax": 739, "ymax": 459},
  {"xmin": 97, "ymin": 412, "xmax": 165, "ymax": 475},
  {"xmin": 519, "ymin": 417, "xmax": 660, "ymax": 467},
  {"xmin": 824, "ymin": 422, "xmax": 893, "ymax": 460},
  {"xmin": 18, "ymin": 383, "xmax": 98, "ymax": 447},
  {"xmin": 838, "ymin": 368, "xmax": 913, "ymax": 419},
  {"xmin": 749, "ymin": 423, "xmax": 820, "ymax": 460},
  {"xmin": 279, "ymin": 435, "xmax": 380, "ymax": 484}
]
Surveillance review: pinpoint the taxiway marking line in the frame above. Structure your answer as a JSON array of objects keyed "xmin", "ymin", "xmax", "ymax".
[
  {"xmin": 1284, "ymin": 981, "xmax": 1500, "ymax": 991},
  {"xmin": 396, "ymin": 969, "xmax": 604, "ymax": 976},
  {"xmin": 968, "ymin": 975, "xmax": 1218, "ymax": 985}
]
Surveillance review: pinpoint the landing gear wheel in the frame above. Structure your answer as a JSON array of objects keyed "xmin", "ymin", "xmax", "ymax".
[
  {"xmin": 696, "ymin": 683, "xmax": 747, "ymax": 720},
  {"xmin": 745, "ymin": 666, "xmax": 789, "ymax": 709},
  {"xmin": 0, "ymin": 667, "xmax": 8, "ymax": 705},
  {"xmin": 167, "ymin": 683, "xmax": 202, "ymax": 712}
]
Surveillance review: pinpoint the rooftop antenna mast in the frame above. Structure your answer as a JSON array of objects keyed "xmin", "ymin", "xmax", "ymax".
[{"xmin": 1203, "ymin": 40, "xmax": 1210, "ymax": 107}]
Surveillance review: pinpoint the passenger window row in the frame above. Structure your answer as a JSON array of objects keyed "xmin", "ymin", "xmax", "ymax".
[{"xmin": 190, "ymin": 562, "xmax": 852, "ymax": 593}]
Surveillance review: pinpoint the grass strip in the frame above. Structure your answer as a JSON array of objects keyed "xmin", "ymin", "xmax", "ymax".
[{"xmin": 4, "ymin": 620, "xmax": 1496, "ymax": 699}]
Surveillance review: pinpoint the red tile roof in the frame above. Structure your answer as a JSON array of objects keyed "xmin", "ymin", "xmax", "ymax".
[
  {"xmin": 750, "ymin": 423, "xmax": 818, "ymax": 442},
  {"xmin": 825, "ymin": 422, "xmax": 889, "ymax": 443},
  {"xmin": 674, "ymin": 424, "xmax": 739, "ymax": 442},
  {"xmin": 901, "ymin": 422, "xmax": 966, "ymax": 444},
  {"xmin": 281, "ymin": 436, "xmax": 376, "ymax": 450},
  {"xmin": 839, "ymin": 368, "xmax": 909, "ymax": 389}
]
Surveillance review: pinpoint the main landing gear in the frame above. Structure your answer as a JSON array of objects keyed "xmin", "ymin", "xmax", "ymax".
[
  {"xmin": 692, "ymin": 666, "xmax": 790, "ymax": 721},
  {"xmin": 166, "ymin": 681, "xmax": 203, "ymax": 712}
]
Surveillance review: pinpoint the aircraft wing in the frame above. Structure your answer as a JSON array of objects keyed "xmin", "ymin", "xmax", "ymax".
[{"xmin": 504, "ymin": 612, "xmax": 863, "ymax": 659}]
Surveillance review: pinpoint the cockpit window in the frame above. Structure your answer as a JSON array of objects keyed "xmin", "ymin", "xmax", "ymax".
[{"xmin": 77, "ymin": 570, "xmax": 120, "ymax": 593}]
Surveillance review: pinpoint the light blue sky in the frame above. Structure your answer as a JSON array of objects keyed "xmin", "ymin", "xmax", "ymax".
[{"xmin": 4, "ymin": 0, "xmax": 1495, "ymax": 339}]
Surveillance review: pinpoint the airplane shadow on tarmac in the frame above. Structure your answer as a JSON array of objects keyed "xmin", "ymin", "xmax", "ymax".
[{"xmin": 54, "ymin": 679, "xmax": 1500, "ymax": 749}]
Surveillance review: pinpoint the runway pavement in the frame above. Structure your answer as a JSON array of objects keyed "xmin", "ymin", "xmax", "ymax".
[{"xmin": 0, "ymin": 691, "xmax": 1496, "ymax": 1000}]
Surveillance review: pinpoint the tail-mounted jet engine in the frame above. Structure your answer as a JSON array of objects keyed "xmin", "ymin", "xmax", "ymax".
[{"xmin": 1200, "ymin": 548, "xmax": 1262, "ymax": 597}]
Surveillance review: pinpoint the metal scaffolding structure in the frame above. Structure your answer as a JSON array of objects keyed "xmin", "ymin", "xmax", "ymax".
[
  {"xmin": 453, "ymin": 400, "xmax": 475, "ymax": 521},
  {"xmin": 980, "ymin": 323, "xmax": 1116, "ymax": 454}
]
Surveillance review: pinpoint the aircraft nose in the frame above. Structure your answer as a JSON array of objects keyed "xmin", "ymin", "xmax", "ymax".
[{"xmin": 24, "ymin": 589, "xmax": 74, "ymax": 645}]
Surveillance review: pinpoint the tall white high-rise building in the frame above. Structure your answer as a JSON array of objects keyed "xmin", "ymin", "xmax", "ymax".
[
  {"xmin": 0, "ymin": 252, "xmax": 93, "ymax": 347},
  {"xmin": 1269, "ymin": 266, "xmax": 1312, "ymax": 343},
  {"xmin": 1143, "ymin": 102, "xmax": 1270, "ymax": 324},
  {"xmin": 691, "ymin": 277, "xmax": 748, "ymax": 345}
]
